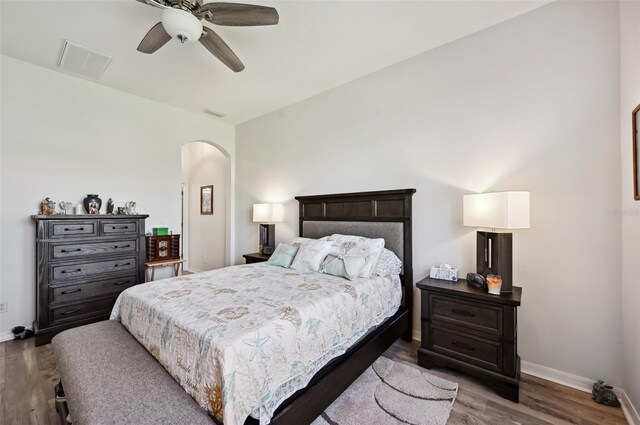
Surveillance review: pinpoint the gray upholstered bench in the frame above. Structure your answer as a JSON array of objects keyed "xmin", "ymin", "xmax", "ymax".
[{"xmin": 52, "ymin": 320, "xmax": 215, "ymax": 425}]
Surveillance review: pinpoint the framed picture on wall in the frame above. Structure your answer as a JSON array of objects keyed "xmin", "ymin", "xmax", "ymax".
[
  {"xmin": 201, "ymin": 185, "xmax": 213, "ymax": 215},
  {"xmin": 634, "ymin": 103, "xmax": 640, "ymax": 200}
]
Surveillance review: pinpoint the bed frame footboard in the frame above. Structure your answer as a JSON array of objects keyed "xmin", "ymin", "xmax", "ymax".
[{"xmin": 261, "ymin": 308, "xmax": 409, "ymax": 425}]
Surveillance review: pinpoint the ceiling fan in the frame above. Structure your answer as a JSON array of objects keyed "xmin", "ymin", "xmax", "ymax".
[{"xmin": 134, "ymin": 0, "xmax": 279, "ymax": 72}]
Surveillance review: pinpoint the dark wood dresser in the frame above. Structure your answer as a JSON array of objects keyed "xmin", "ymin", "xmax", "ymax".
[
  {"xmin": 32, "ymin": 215, "xmax": 148, "ymax": 346},
  {"xmin": 417, "ymin": 277, "xmax": 522, "ymax": 402}
]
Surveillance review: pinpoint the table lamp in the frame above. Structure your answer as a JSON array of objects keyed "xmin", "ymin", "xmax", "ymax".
[
  {"xmin": 463, "ymin": 191, "xmax": 530, "ymax": 293},
  {"xmin": 253, "ymin": 203, "xmax": 284, "ymax": 255}
]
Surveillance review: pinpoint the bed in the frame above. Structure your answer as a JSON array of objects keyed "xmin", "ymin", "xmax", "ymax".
[{"xmin": 53, "ymin": 188, "xmax": 416, "ymax": 425}]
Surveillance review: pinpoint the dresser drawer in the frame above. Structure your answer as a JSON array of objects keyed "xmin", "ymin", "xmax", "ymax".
[
  {"xmin": 429, "ymin": 326, "xmax": 502, "ymax": 373},
  {"xmin": 49, "ymin": 221, "xmax": 98, "ymax": 238},
  {"xmin": 428, "ymin": 294, "xmax": 503, "ymax": 336},
  {"xmin": 50, "ymin": 296, "xmax": 119, "ymax": 325},
  {"xmin": 51, "ymin": 275, "xmax": 138, "ymax": 304},
  {"xmin": 51, "ymin": 239, "xmax": 138, "ymax": 260},
  {"xmin": 51, "ymin": 257, "xmax": 137, "ymax": 281},
  {"xmin": 100, "ymin": 221, "xmax": 138, "ymax": 235}
]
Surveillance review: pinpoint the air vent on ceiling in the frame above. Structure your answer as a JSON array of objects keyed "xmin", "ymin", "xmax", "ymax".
[
  {"xmin": 204, "ymin": 108, "xmax": 226, "ymax": 118},
  {"xmin": 58, "ymin": 40, "xmax": 112, "ymax": 80}
]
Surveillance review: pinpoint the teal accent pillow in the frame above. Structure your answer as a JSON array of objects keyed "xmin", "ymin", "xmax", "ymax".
[
  {"xmin": 266, "ymin": 243, "xmax": 299, "ymax": 268},
  {"xmin": 320, "ymin": 254, "xmax": 367, "ymax": 280}
]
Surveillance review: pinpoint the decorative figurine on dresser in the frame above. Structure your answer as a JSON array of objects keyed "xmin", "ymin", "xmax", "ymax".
[
  {"xmin": 417, "ymin": 276, "xmax": 522, "ymax": 402},
  {"xmin": 32, "ymin": 214, "xmax": 148, "ymax": 345}
]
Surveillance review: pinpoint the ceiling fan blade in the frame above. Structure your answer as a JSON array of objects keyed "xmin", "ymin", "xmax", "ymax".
[
  {"xmin": 199, "ymin": 27, "xmax": 245, "ymax": 72},
  {"xmin": 137, "ymin": 22, "xmax": 172, "ymax": 54},
  {"xmin": 200, "ymin": 3, "xmax": 279, "ymax": 26}
]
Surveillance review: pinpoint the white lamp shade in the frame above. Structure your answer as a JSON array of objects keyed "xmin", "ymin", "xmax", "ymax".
[
  {"xmin": 463, "ymin": 191, "xmax": 530, "ymax": 229},
  {"xmin": 253, "ymin": 204, "xmax": 284, "ymax": 223}
]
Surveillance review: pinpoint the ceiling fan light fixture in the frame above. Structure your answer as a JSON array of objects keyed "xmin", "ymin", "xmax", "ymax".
[
  {"xmin": 161, "ymin": 8, "xmax": 203, "ymax": 44},
  {"xmin": 136, "ymin": 1, "xmax": 279, "ymax": 71}
]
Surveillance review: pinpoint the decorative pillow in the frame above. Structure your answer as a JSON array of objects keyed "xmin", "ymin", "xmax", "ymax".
[
  {"xmin": 290, "ymin": 238, "xmax": 333, "ymax": 272},
  {"xmin": 266, "ymin": 243, "xmax": 299, "ymax": 268},
  {"xmin": 321, "ymin": 254, "xmax": 367, "ymax": 280},
  {"xmin": 373, "ymin": 249, "xmax": 403, "ymax": 277},
  {"xmin": 326, "ymin": 234, "xmax": 385, "ymax": 278}
]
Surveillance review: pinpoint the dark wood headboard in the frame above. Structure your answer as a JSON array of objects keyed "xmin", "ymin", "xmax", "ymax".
[{"xmin": 295, "ymin": 189, "xmax": 416, "ymax": 340}]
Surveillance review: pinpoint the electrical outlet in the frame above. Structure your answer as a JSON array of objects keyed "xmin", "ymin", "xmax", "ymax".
[{"xmin": 0, "ymin": 301, "xmax": 7, "ymax": 313}]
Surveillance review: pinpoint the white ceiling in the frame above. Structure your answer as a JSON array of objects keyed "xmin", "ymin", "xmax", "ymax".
[{"xmin": 0, "ymin": 0, "xmax": 549, "ymax": 124}]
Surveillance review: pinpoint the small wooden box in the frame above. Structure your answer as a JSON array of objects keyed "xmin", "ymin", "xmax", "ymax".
[
  {"xmin": 146, "ymin": 235, "xmax": 180, "ymax": 263},
  {"xmin": 153, "ymin": 227, "xmax": 169, "ymax": 236}
]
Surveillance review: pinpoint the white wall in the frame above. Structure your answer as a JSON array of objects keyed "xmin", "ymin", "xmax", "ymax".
[
  {"xmin": 0, "ymin": 55, "xmax": 235, "ymax": 336},
  {"xmin": 181, "ymin": 142, "xmax": 229, "ymax": 272},
  {"xmin": 620, "ymin": 0, "xmax": 640, "ymax": 412},
  {"xmin": 236, "ymin": 1, "xmax": 624, "ymax": 386}
]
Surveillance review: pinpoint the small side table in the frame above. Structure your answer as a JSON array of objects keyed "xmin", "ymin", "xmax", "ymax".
[
  {"xmin": 242, "ymin": 252, "xmax": 271, "ymax": 264},
  {"xmin": 145, "ymin": 258, "xmax": 186, "ymax": 282},
  {"xmin": 417, "ymin": 277, "xmax": 522, "ymax": 402}
]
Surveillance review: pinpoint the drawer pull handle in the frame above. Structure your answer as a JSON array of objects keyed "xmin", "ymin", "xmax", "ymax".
[
  {"xmin": 61, "ymin": 309, "xmax": 81, "ymax": 316},
  {"xmin": 113, "ymin": 262, "xmax": 131, "ymax": 268},
  {"xmin": 61, "ymin": 269, "xmax": 82, "ymax": 274},
  {"xmin": 113, "ymin": 244, "xmax": 131, "ymax": 249},
  {"xmin": 452, "ymin": 340, "xmax": 475, "ymax": 351},
  {"xmin": 60, "ymin": 248, "xmax": 82, "ymax": 253},
  {"xmin": 61, "ymin": 289, "xmax": 81, "ymax": 295},
  {"xmin": 112, "ymin": 226, "xmax": 130, "ymax": 230},
  {"xmin": 114, "ymin": 280, "xmax": 130, "ymax": 286},
  {"xmin": 451, "ymin": 308, "xmax": 475, "ymax": 317},
  {"xmin": 64, "ymin": 227, "xmax": 85, "ymax": 231}
]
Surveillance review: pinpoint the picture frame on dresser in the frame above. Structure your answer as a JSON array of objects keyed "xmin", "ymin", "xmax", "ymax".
[{"xmin": 32, "ymin": 214, "xmax": 148, "ymax": 346}]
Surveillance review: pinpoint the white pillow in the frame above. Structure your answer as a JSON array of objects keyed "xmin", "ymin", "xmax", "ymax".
[
  {"xmin": 373, "ymin": 249, "xmax": 403, "ymax": 277},
  {"xmin": 290, "ymin": 238, "xmax": 333, "ymax": 272},
  {"xmin": 326, "ymin": 234, "xmax": 385, "ymax": 278}
]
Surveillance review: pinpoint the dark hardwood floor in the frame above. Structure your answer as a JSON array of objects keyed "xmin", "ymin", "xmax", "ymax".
[{"xmin": 0, "ymin": 337, "xmax": 627, "ymax": 425}]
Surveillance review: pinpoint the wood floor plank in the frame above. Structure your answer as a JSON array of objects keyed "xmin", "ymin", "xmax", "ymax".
[
  {"xmin": 0, "ymin": 337, "xmax": 628, "ymax": 425},
  {"xmin": 519, "ymin": 374, "xmax": 626, "ymax": 425}
]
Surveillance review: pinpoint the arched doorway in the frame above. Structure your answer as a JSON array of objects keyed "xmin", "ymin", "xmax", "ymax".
[{"xmin": 181, "ymin": 141, "xmax": 231, "ymax": 272}]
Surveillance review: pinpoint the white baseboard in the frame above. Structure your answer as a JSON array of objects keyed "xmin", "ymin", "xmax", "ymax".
[
  {"xmin": 0, "ymin": 325, "xmax": 32, "ymax": 343},
  {"xmin": 621, "ymin": 390, "xmax": 640, "ymax": 425},
  {"xmin": 0, "ymin": 331, "xmax": 13, "ymax": 343},
  {"xmin": 520, "ymin": 360, "xmax": 594, "ymax": 392},
  {"xmin": 186, "ymin": 267, "xmax": 203, "ymax": 273}
]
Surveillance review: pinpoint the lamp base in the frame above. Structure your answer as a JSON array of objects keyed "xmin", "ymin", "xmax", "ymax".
[
  {"xmin": 259, "ymin": 224, "xmax": 275, "ymax": 255},
  {"xmin": 476, "ymin": 231, "xmax": 513, "ymax": 293}
]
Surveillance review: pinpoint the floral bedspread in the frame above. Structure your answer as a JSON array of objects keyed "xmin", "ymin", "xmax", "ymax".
[{"xmin": 110, "ymin": 263, "xmax": 401, "ymax": 425}]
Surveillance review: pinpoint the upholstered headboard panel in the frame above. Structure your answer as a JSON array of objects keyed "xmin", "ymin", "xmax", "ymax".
[{"xmin": 302, "ymin": 221, "xmax": 404, "ymax": 263}]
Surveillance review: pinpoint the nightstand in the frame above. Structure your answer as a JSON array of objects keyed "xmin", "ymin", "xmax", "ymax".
[
  {"xmin": 243, "ymin": 252, "xmax": 271, "ymax": 264},
  {"xmin": 417, "ymin": 277, "xmax": 522, "ymax": 402}
]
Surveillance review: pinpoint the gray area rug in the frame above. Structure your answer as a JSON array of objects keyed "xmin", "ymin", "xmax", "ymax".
[{"xmin": 311, "ymin": 357, "xmax": 458, "ymax": 425}]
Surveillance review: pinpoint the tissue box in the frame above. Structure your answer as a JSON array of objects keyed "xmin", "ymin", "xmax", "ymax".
[
  {"xmin": 429, "ymin": 264, "xmax": 459, "ymax": 282},
  {"xmin": 153, "ymin": 227, "xmax": 169, "ymax": 236}
]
